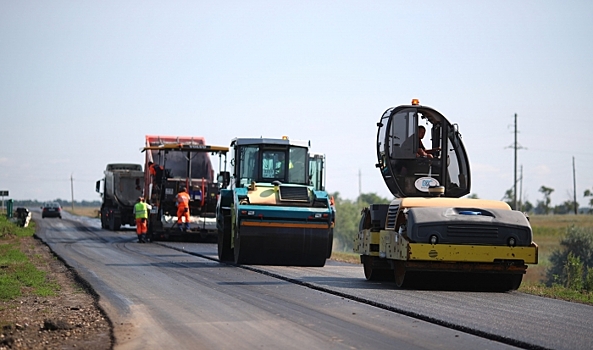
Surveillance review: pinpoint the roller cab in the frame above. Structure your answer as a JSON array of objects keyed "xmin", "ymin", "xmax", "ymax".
[{"xmin": 217, "ymin": 137, "xmax": 333, "ymax": 266}]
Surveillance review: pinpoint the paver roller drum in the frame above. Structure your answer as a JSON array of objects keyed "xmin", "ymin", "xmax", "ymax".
[{"xmin": 234, "ymin": 223, "xmax": 330, "ymax": 266}]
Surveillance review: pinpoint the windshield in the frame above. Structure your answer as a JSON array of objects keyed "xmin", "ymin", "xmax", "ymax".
[{"xmin": 236, "ymin": 144, "xmax": 309, "ymax": 186}]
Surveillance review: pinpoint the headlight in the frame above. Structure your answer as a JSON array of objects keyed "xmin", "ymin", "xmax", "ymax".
[{"xmin": 429, "ymin": 235, "xmax": 438, "ymax": 245}]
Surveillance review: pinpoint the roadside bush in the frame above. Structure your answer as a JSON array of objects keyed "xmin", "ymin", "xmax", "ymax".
[{"xmin": 546, "ymin": 225, "xmax": 593, "ymax": 290}]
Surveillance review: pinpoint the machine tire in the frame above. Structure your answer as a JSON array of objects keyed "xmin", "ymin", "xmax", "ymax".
[
  {"xmin": 394, "ymin": 261, "xmax": 408, "ymax": 288},
  {"xmin": 508, "ymin": 274, "xmax": 523, "ymax": 291},
  {"xmin": 100, "ymin": 210, "xmax": 108, "ymax": 229},
  {"xmin": 362, "ymin": 255, "xmax": 393, "ymax": 281},
  {"xmin": 217, "ymin": 215, "xmax": 233, "ymax": 262},
  {"xmin": 108, "ymin": 214, "xmax": 115, "ymax": 231},
  {"xmin": 233, "ymin": 230, "xmax": 242, "ymax": 264},
  {"xmin": 327, "ymin": 229, "xmax": 334, "ymax": 259},
  {"xmin": 109, "ymin": 215, "xmax": 121, "ymax": 231}
]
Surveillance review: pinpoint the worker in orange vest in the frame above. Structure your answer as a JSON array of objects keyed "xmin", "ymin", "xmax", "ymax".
[
  {"xmin": 148, "ymin": 161, "xmax": 164, "ymax": 186},
  {"xmin": 176, "ymin": 186, "xmax": 190, "ymax": 231}
]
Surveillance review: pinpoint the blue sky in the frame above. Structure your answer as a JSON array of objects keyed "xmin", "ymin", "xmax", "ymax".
[{"xmin": 1, "ymin": 1, "xmax": 592, "ymax": 208}]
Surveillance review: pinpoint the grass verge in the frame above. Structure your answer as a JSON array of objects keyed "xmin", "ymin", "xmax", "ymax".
[
  {"xmin": 0, "ymin": 216, "xmax": 60, "ymax": 300},
  {"xmin": 63, "ymin": 207, "xmax": 100, "ymax": 218}
]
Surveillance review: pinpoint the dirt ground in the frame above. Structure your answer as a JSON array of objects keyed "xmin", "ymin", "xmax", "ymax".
[{"xmin": 0, "ymin": 235, "xmax": 112, "ymax": 350}]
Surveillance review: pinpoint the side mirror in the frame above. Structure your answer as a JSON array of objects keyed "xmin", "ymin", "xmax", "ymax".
[{"xmin": 95, "ymin": 180, "xmax": 101, "ymax": 193}]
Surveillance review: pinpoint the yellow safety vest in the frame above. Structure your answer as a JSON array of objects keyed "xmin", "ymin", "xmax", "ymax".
[{"xmin": 134, "ymin": 202, "xmax": 149, "ymax": 219}]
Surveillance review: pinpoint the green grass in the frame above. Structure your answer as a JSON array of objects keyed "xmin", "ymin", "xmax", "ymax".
[
  {"xmin": 63, "ymin": 207, "xmax": 100, "ymax": 218},
  {"xmin": 0, "ymin": 216, "xmax": 60, "ymax": 300},
  {"xmin": 521, "ymin": 283, "xmax": 593, "ymax": 304}
]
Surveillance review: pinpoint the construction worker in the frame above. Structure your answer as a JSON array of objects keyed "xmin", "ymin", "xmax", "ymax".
[
  {"xmin": 133, "ymin": 197, "xmax": 152, "ymax": 243},
  {"xmin": 148, "ymin": 161, "xmax": 164, "ymax": 185},
  {"xmin": 176, "ymin": 186, "xmax": 190, "ymax": 231}
]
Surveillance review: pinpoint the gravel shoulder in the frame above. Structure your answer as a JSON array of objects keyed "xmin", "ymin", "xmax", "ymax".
[{"xmin": 0, "ymin": 235, "xmax": 113, "ymax": 350}]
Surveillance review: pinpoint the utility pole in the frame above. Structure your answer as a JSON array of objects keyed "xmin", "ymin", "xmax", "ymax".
[
  {"xmin": 507, "ymin": 114, "xmax": 525, "ymax": 210},
  {"xmin": 70, "ymin": 173, "xmax": 74, "ymax": 211},
  {"xmin": 513, "ymin": 114, "xmax": 518, "ymax": 210},
  {"xmin": 573, "ymin": 156, "xmax": 577, "ymax": 215},
  {"xmin": 519, "ymin": 165, "xmax": 523, "ymax": 212},
  {"xmin": 358, "ymin": 169, "xmax": 362, "ymax": 206}
]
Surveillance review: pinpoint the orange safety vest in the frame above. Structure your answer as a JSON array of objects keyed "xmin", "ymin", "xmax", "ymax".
[{"xmin": 176, "ymin": 191, "xmax": 190, "ymax": 208}]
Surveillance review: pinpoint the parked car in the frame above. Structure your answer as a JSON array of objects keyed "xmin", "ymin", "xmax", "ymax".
[{"xmin": 42, "ymin": 202, "xmax": 62, "ymax": 219}]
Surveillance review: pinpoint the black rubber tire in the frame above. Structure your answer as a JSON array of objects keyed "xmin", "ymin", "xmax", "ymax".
[
  {"xmin": 100, "ymin": 213, "xmax": 108, "ymax": 229},
  {"xmin": 233, "ymin": 230, "xmax": 242, "ymax": 265},
  {"xmin": 108, "ymin": 215, "xmax": 115, "ymax": 231},
  {"xmin": 113, "ymin": 218, "xmax": 121, "ymax": 231},
  {"xmin": 394, "ymin": 261, "xmax": 407, "ymax": 288},
  {"xmin": 217, "ymin": 215, "xmax": 233, "ymax": 262},
  {"xmin": 508, "ymin": 274, "xmax": 523, "ymax": 291},
  {"xmin": 362, "ymin": 255, "xmax": 393, "ymax": 281}
]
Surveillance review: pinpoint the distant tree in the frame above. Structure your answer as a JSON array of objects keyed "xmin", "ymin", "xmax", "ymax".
[
  {"xmin": 502, "ymin": 188, "xmax": 515, "ymax": 209},
  {"xmin": 585, "ymin": 188, "xmax": 593, "ymax": 208},
  {"xmin": 539, "ymin": 186, "xmax": 554, "ymax": 215},
  {"xmin": 523, "ymin": 200, "xmax": 534, "ymax": 213},
  {"xmin": 330, "ymin": 192, "xmax": 391, "ymax": 252},
  {"xmin": 554, "ymin": 201, "xmax": 575, "ymax": 215},
  {"xmin": 358, "ymin": 193, "xmax": 392, "ymax": 206}
]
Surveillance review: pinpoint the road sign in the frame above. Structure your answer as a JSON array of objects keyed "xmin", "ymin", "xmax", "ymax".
[{"xmin": 0, "ymin": 190, "xmax": 8, "ymax": 196}]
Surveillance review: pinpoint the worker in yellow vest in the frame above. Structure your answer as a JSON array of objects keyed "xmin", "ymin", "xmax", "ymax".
[{"xmin": 134, "ymin": 197, "xmax": 152, "ymax": 243}]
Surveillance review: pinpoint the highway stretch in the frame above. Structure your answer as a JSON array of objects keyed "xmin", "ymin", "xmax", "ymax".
[{"xmin": 34, "ymin": 211, "xmax": 593, "ymax": 350}]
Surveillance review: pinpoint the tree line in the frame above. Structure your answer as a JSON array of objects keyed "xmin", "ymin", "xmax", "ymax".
[
  {"xmin": 501, "ymin": 185, "xmax": 593, "ymax": 214},
  {"xmin": 11, "ymin": 199, "xmax": 102, "ymax": 208}
]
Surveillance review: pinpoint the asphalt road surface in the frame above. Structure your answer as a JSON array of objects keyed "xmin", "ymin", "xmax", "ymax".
[{"xmin": 34, "ymin": 211, "xmax": 593, "ymax": 350}]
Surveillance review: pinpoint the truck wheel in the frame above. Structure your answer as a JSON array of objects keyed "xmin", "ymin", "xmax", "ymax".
[
  {"xmin": 113, "ymin": 218, "xmax": 121, "ymax": 231},
  {"xmin": 108, "ymin": 215, "xmax": 115, "ymax": 231},
  {"xmin": 108, "ymin": 215, "xmax": 121, "ymax": 231},
  {"xmin": 100, "ymin": 210, "xmax": 108, "ymax": 229},
  {"xmin": 217, "ymin": 215, "xmax": 233, "ymax": 262}
]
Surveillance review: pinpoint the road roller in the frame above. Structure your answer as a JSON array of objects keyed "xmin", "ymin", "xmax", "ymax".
[
  {"xmin": 353, "ymin": 100, "xmax": 538, "ymax": 291},
  {"xmin": 217, "ymin": 137, "xmax": 334, "ymax": 266}
]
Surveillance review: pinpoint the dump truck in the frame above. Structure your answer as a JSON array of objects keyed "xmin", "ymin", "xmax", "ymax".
[
  {"xmin": 217, "ymin": 137, "xmax": 334, "ymax": 266},
  {"xmin": 353, "ymin": 100, "xmax": 538, "ymax": 291},
  {"xmin": 143, "ymin": 135, "xmax": 229, "ymax": 241},
  {"xmin": 96, "ymin": 163, "xmax": 145, "ymax": 231}
]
